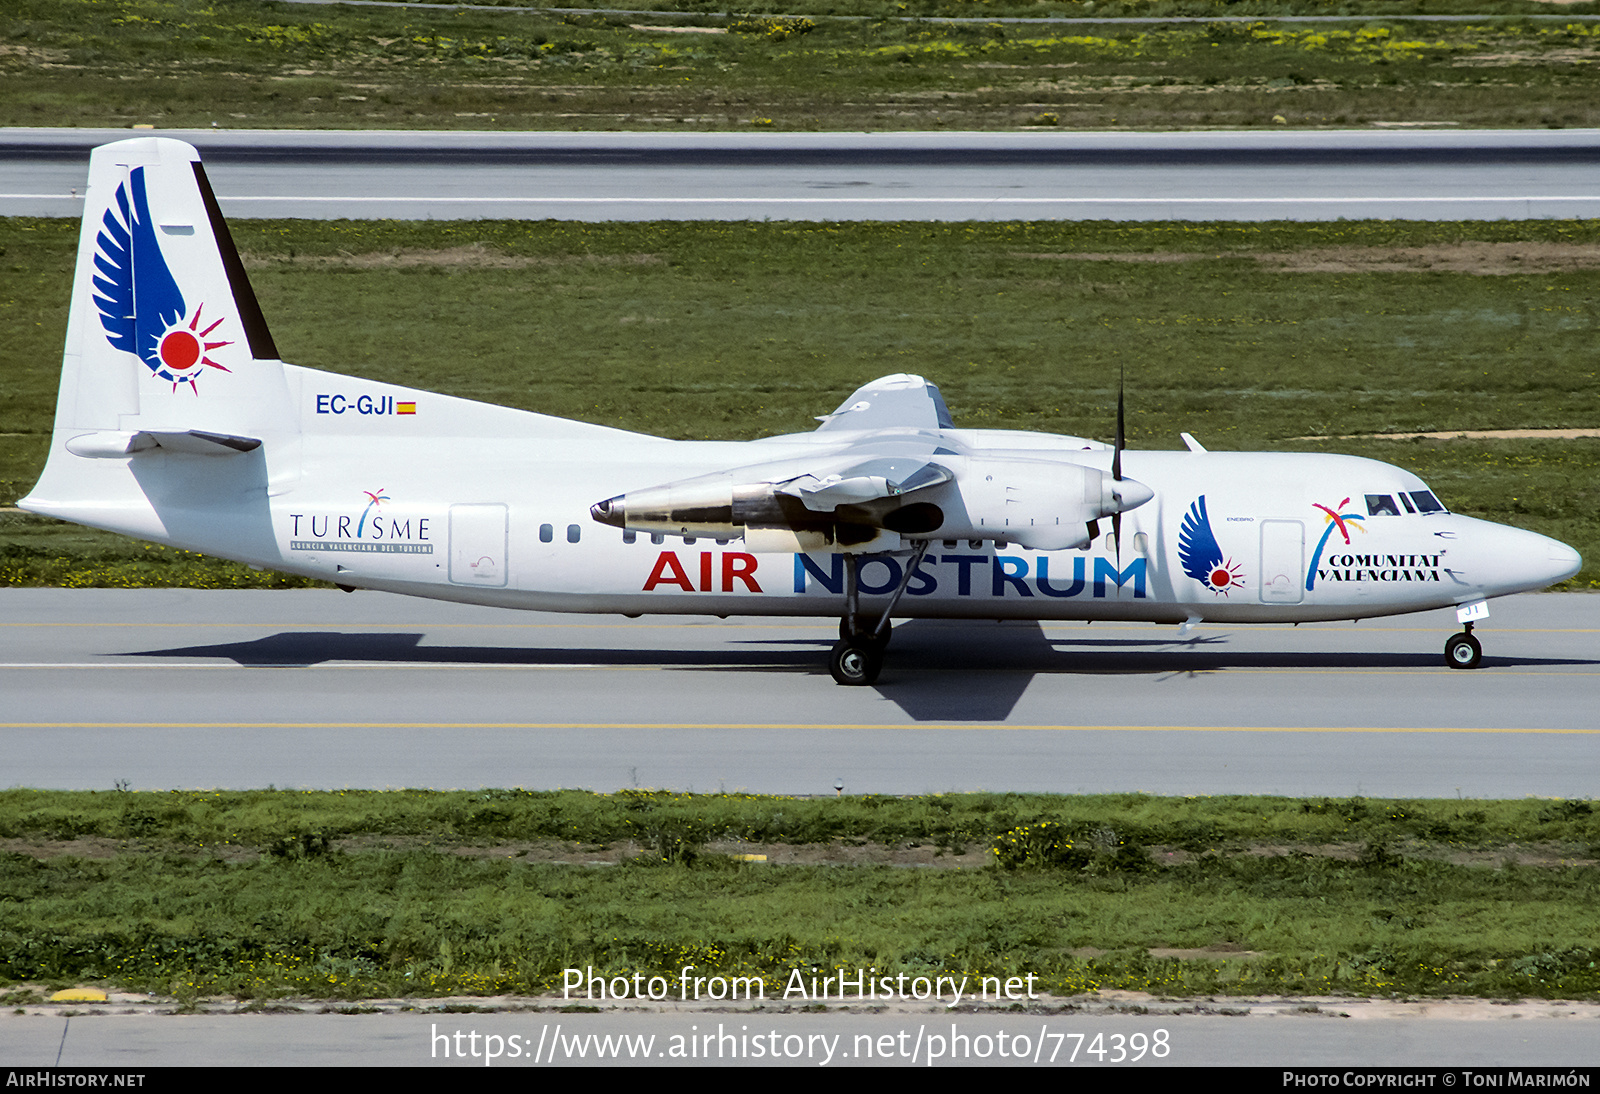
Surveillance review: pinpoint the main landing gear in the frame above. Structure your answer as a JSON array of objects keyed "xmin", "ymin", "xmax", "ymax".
[
  {"xmin": 1444, "ymin": 622, "xmax": 1483, "ymax": 670},
  {"xmin": 829, "ymin": 543, "xmax": 927, "ymax": 686}
]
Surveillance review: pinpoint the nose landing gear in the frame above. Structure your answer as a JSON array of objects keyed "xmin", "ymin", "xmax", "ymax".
[{"xmin": 1445, "ymin": 622, "xmax": 1483, "ymax": 670}]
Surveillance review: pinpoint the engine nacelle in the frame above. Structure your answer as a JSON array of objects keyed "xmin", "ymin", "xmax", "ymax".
[
  {"xmin": 589, "ymin": 456, "xmax": 1152, "ymax": 554},
  {"xmin": 935, "ymin": 457, "xmax": 1153, "ymax": 550},
  {"xmin": 590, "ymin": 476, "xmax": 903, "ymax": 552}
]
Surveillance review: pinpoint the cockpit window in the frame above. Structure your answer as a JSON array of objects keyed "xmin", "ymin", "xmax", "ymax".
[
  {"xmin": 1398, "ymin": 492, "xmax": 1416, "ymax": 514},
  {"xmin": 1365, "ymin": 494, "xmax": 1401, "ymax": 517},
  {"xmin": 1409, "ymin": 490, "xmax": 1447, "ymax": 514}
]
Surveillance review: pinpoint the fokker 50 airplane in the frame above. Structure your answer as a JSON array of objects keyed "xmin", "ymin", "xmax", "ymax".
[{"xmin": 21, "ymin": 138, "xmax": 1584, "ymax": 684}]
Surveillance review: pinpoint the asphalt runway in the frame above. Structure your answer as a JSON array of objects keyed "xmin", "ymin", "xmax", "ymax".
[
  {"xmin": 3, "ymin": 588, "xmax": 1594, "ymax": 797},
  {"xmin": 5, "ymin": 127, "xmax": 1600, "ymax": 220}
]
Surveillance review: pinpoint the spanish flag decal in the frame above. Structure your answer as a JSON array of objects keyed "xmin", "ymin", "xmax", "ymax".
[{"xmin": 396, "ymin": 401, "xmax": 416, "ymax": 415}]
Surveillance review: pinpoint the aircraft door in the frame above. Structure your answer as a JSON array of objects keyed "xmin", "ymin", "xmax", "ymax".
[
  {"xmin": 1259, "ymin": 519, "xmax": 1304, "ymax": 604},
  {"xmin": 449, "ymin": 503, "xmax": 508, "ymax": 586}
]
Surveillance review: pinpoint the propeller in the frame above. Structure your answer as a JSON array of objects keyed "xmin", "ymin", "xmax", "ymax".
[
  {"xmin": 1111, "ymin": 368, "xmax": 1126, "ymax": 565},
  {"xmin": 1084, "ymin": 371, "xmax": 1126, "ymax": 553},
  {"xmin": 1112, "ymin": 368, "xmax": 1124, "ymax": 482}
]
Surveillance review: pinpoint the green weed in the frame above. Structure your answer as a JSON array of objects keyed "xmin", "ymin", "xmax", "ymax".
[
  {"xmin": 4, "ymin": 0, "xmax": 1600, "ymax": 131},
  {"xmin": 1, "ymin": 792, "xmax": 1598, "ymax": 1001}
]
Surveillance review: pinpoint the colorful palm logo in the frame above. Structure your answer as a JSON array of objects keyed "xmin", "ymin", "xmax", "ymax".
[
  {"xmin": 356, "ymin": 489, "xmax": 390, "ymax": 538},
  {"xmin": 1305, "ymin": 497, "xmax": 1366, "ymax": 591}
]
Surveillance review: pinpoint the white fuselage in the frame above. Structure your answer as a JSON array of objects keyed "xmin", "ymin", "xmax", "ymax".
[
  {"xmin": 21, "ymin": 136, "xmax": 1581, "ymax": 644},
  {"xmin": 30, "ymin": 368, "xmax": 1577, "ymax": 627}
]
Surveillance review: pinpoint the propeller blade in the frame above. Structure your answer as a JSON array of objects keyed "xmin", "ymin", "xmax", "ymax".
[
  {"xmin": 1112, "ymin": 368, "xmax": 1125, "ymax": 483},
  {"xmin": 1112, "ymin": 368, "xmax": 1125, "ymax": 565}
]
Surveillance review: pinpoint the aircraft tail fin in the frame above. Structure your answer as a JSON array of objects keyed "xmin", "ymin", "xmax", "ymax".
[
  {"xmin": 19, "ymin": 136, "xmax": 299, "ymax": 539},
  {"xmin": 22, "ymin": 136, "xmax": 655, "ymax": 536},
  {"xmin": 48, "ymin": 136, "xmax": 293, "ymax": 440}
]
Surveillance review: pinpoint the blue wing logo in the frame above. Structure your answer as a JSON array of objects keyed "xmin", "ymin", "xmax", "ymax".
[
  {"xmin": 92, "ymin": 167, "xmax": 233, "ymax": 392},
  {"xmin": 1178, "ymin": 495, "xmax": 1245, "ymax": 596}
]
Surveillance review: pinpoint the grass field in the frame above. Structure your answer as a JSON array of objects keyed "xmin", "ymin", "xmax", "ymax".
[
  {"xmin": 3, "ymin": 789, "xmax": 1598, "ymax": 1002},
  {"xmin": 4, "ymin": 215, "xmax": 1598, "ymax": 587},
  {"xmin": 6, "ymin": 0, "xmax": 1600, "ymax": 131}
]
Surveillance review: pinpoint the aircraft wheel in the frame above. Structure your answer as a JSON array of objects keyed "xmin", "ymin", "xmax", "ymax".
[
  {"xmin": 840, "ymin": 619, "xmax": 892, "ymax": 646},
  {"xmin": 829, "ymin": 640, "xmax": 882, "ymax": 686},
  {"xmin": 1445, "ymin": 632, "xmax": 1482, "ymax": 670}
]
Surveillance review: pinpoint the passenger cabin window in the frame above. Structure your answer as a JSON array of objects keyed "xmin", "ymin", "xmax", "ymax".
[
  {"xmin": 566, "ymin": 524, "xmax": 581, "ymax": 543},
  {"xmin": 1365, "ymin": 494, "xmax": 1401, "ymax": 517},
  {"xmin": 1410, "ymin": 490, "xmax": 1447, "ymax": 514},
  {"xmin": 539, "ymin": 523, "xmax": 553, "ymax": 543}
]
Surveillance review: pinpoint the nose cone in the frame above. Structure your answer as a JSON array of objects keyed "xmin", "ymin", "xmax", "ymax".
[
  {"xmin": 1511, "ymin": 527, "xmax": 1583, "ymax": 590},
  {"xmin": 1463, "ymin": 520, "xmax": 1583, "ymax": 595},
  {"xmin": 1540, "ymin": 536, "xmax": 1583, "ymax": 586}
]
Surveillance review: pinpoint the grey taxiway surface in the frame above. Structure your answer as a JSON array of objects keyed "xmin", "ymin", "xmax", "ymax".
[
  {"xmin": 3, "ymin": 588, "xmax": 1594, "ymax": 797},
  {"xmin": 6, "ymin": 127, "xmax": 1600, "ymax": 220}
]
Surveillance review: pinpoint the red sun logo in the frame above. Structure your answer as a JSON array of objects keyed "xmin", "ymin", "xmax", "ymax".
[
  {"xmin": 1206, "ymin": 559, "xmax": 1245, "ymax": 595},
  {"xmin": 154, "ymin": 303, "xmax": 233, "ymax": 391},
  {"xmin": 159, "ymin": 328, "xmax": 201, "ymax": 371}
]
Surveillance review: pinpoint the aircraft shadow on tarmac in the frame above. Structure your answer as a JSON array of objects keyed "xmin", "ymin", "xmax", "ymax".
[{"xmin": 122, "ymin": 622, "xmax": 1599, "ymax": 724}]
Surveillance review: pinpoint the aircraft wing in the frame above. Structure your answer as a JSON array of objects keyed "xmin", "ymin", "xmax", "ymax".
[
  {"xmin": 591, "ymin": 373, "xmax": 1154, "ymax": 554},
  {"xmin": 778, "ymin": 456, "xmax": 952, "ymax": 512}
]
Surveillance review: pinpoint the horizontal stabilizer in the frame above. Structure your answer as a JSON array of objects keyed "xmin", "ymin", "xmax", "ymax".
[{"xmin": 63, "ymin": 429, "xmax": 261, "ymax": 458}]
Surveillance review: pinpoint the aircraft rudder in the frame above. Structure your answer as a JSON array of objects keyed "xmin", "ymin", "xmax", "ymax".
[{"xmin": 55, "ymin": 136, "xmax": 291, "ymax": 438}]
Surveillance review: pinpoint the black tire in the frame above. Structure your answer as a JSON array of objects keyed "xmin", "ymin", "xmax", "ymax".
[
  {"xmin": 1445, "ymin": 632, "xmax": 1482, "ymax": 670},
  {"xmin": 829, "ymin": 640, "xmax": 882, "ymax": 686}
]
